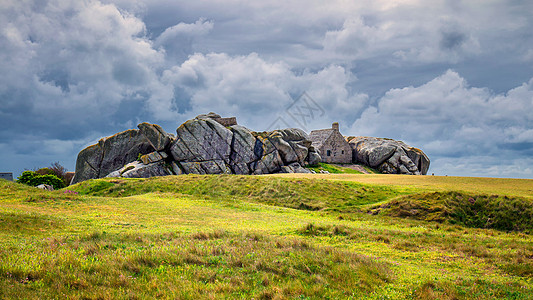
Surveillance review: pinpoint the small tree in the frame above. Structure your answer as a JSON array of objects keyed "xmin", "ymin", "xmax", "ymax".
[
  {"xmin": 35, "ymin": 168, "xmax": 55, "ymax": 176},
  {"xmin": 49, "ymin": 162, "xmax": 67, "ymax": 179},
  {"xmin": 36, "ymin": 162, "xmax": 70, "ymax": 186}
]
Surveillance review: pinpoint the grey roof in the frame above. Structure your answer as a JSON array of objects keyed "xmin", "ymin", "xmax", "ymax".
[{"xmin": 309, "ymin": 128, "xmax": 334, "ymax": 149}]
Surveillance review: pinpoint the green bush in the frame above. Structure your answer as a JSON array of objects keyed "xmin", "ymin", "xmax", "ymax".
[
  {"xmin": 17, "ymin": 171, "xmax": 66, "ymax": 190},
  {"xmin": 35, "ymin": 168, "xmax": 55, "ymax": 176},
  {"xmin": 16, "ymin": 171, "xmax": 38, "ymax": 185}
]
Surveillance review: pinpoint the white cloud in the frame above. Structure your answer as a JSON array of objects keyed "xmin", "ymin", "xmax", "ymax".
[
  {"xmin": 154, "ymin": 18, "xmax": 213, "ymax": 60},
  {"xmin": 0, "ymin": 0, "xmax": 167, "ymax": 126},
  {"xmin": 322, "ymin": 12, "xmax": 481, "ymax": 64},
  {"xmin": 153, "ymin": 53, "xmax": 369, "ymax": 130},
  {"xmin": 155, "ymin": 18, "xmax": 213, "ymax": 46},
  {"xmin": 350, "ymin": 70, "xmax": 533, "ymax": 177},
  {"xmin": 0, "ymin": 0, "xmax": 371, "ymax": 135}
]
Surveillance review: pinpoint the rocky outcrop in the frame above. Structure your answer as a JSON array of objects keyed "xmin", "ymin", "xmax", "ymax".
[
  {"xmin": 138, "ymin": 122, "xmax": 173, "ymax": 151},
  {"xmin": 71, "ymin": 130, "xmax": 155, "ymax": 184},
  {"xmin": 106, "ymin": 161, "xmax": 172, "ymax": 178},
  {"xmin": 307, "ymin": 147, "xmax": 321, "ymax": 166},
  {"xmin": 229, "ymin": 125, "xmax": 260, "ymax": 174},
  {"xmin": 36, "ymin": 184, "xmax": 54, "ymax": 191},
  {"xmin": 268, "ymin": 128, "xmax": 311, "ymax": 164},
  {"xmin": 280, "ymin": 162, "xmax": 312, "ymax": 174},
  {"xmin": 170, "ymin": 117, "xmax": 233, "ymax": 169},
  {"xmin": 348, "ymin": 137, "xmax": 430, "ymax": 175},
  {"xmin": 72, "ymin": 113, "xmax": 319, "ymax": 183},
  {"xmin": 72, "ymin": 114, "xmax": 431, "ymax": 183}
]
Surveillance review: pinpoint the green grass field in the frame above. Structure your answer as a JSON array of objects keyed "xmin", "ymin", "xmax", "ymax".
[
  {"xmin": 272, "ymin": 173, "xmax": 533, "ymax": 199},
  {"xmin": 1, "ymin": 174, "xmax": 532, "ymax": 299}
]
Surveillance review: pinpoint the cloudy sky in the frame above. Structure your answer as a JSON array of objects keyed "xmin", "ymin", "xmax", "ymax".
[{"xmin": 1, "ymin": 0, "xmax": 532, "ymax": 178}]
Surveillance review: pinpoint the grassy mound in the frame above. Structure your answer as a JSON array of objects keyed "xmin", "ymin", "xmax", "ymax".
[
  {"xmin": 71, "ymin": 176, "xmax": 533, "ymax": 233},
  {"xmin": 369, "ymin": 191, "xmax": 533, "ymax": 233},
  {"xmin": 70, "ymin": 175, "xmax": 404, "ymax": 212}
]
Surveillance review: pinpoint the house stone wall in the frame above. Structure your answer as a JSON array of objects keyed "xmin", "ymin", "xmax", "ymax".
[{"xmin": 318, "ymin": 131, "xmax": 352, "ymax": 164}]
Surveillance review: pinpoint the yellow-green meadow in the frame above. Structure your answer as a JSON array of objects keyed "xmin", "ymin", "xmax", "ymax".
[{"xmin": 1, "ymin": 174, "xmax": 531, "ymax": 299}]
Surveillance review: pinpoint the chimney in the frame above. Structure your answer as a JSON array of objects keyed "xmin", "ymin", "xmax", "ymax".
[{"xmin": 332, "ymin": 122, "xmax": 339, "ymax": 131}]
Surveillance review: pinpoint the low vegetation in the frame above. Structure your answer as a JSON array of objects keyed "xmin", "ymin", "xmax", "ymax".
[
  {"xmin": 307, "ymin": 162, "xmax": 378, "ymax": 174},
  {"xmin": 273, "ymin": 173, "xmax": 533, "ymax": 199},
  {"xmin": 369, "ymin": 191, "xmax": 533, "ymax": 233},
  {"xmin": 307, "ymin": 163, "xmax": 363, "ymax": 174},
  {"xmin": 16, "ymin": 170, "xmax": 66, "ymax": 190},
  {"xmin": 0, "ymin": 228, "xmax": 392, "ymax": 299},
  {"xmin": 71, "ymin": 175, "xmax": 405, "ymax": 212},
  {"xmin": 0, "ymin": 174, "xmax": 531, "ymax": 299},
  {"xmin": 16, "ymin": 162, "xmax": 72, "ymax": 189}
]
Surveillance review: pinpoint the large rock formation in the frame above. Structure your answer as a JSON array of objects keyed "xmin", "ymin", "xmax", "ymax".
[
  {"xmin": 71, "ymin": 130, "xmax": 155, "ymax": 184},
  {"xmin": 348, "ymin": 137, "xmax": 430, "ymax": 175},
  {"xmin": 72, "ymin": 113, "xmax": 431, "ymax": 183},
  {"xmin": 72, "ymin": 113, "xmax": 315, "ymax": 183},
  {"xmin": 169, "ymin": 116, "xmax": 234, "ymax": 174}
]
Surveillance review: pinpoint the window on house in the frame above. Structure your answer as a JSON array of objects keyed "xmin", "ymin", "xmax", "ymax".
[
  {"xmin": 327, "ymin": 150, "xmax": 331, "ymax": 156},
  {"xmin": 341, "ymin": 150, "xmax": 344, "ymax": 154}
]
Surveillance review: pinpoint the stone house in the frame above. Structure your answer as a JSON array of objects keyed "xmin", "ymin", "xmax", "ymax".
[{"xmin": 309, "ymin": 122, "xmax": 352, "ymax": 164}]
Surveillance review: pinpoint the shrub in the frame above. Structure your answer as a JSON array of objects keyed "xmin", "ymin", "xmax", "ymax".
[
  {"xmin": 35, "ymin": 174, "xmax": 66, "ymax": 190},
  {"xmin": 49, "ymin": 162, "xmax": 69, "ymax": 185},
  {"xmin": 17, "ymin": 171, "xmax": 66, "ymax": 190},
  {"xmin": 17, "ymin": 171, "xmax": 38, "ymax": 185},
  {"xmin": 35, "ymin": 168, "xmax": 55, "ymax": 176},
  {"xmin": 35, "ymin": 162, "xmax": 70, "ymax": 186}
]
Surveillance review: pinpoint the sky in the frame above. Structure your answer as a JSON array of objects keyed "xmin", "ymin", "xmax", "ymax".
[{"xmin": 1, "ymin": 0, "xmax": 532, "ymax": 179}]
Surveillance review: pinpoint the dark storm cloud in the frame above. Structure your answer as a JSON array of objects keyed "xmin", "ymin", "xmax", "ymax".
[
  {"xmin": 440, "ymin": 30, "xmax": 466, "ymax": 50},
  {"xmin": 500, "ymin": 142, "xmax": 533, "ymax": 154},
  {"xmin": 1, "ymin": 0, "xmax": 533, "ymax": 178}
]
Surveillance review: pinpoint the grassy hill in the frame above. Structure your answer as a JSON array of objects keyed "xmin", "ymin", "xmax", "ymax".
[{"xmin": 0, "ymin": 174, "xmax": 532, "ymax": 299}]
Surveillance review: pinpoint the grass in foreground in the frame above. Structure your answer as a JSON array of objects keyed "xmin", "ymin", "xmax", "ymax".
[
  {"xmin": 0, "ymin": 230, "xmax": 392, "ymax": 299},
  {"xmin": 0, "ymin": 176, "xmax": 532, "ymax": 299}
]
